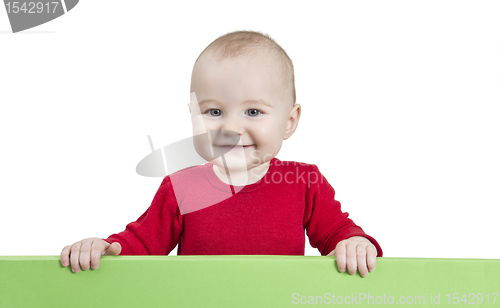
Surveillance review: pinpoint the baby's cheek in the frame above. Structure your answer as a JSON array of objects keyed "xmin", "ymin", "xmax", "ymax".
[
  {"xmin": 263, "ymin": 137, "xmax": 284, "ymax": 156},
  {"xmin": 259, "ymin": 120, "xmax": 282, "ymax": 137}
]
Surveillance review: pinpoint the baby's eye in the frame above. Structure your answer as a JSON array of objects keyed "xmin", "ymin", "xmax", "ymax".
[
  {"xmin": 207, "ymin": 109, "xmax": 222, "ymax": 117},
  {"xmin": 246, "ymin": 109, "xmax": 262, "ymax": 117}
]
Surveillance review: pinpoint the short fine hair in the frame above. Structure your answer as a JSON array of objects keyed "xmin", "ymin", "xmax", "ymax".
[{"xmin": 191, "ymin": 30, "xmax": 296, "ymax": 106}]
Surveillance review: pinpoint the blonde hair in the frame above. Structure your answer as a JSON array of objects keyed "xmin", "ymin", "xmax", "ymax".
[{"xmin": 191, "ymin": 30, "xmax": 296, "ymax": 105}]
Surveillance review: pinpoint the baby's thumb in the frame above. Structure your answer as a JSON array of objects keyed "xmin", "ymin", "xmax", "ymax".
[{"xmin": 103, "ymin": 242, "xmax": 122, "ymax": 256}]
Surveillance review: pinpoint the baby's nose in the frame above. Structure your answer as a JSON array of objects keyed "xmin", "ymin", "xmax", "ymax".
[{"xmin": 220, "ymin": 117, "xmax": 244, "ymax": 135}]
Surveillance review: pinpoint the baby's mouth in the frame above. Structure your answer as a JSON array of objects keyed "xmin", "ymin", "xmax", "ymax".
[{"xmin": 214, "ymin": 144, "xmax": 254, "ymax": 149}]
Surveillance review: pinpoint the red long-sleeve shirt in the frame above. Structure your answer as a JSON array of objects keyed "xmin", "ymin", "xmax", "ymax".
[{"xmin": 103, "ymin": 158, "xmax": 383, "ymax": 256}]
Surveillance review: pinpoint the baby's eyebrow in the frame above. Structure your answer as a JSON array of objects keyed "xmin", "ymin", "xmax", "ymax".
[
  {"xmin": 198, "ymin": 99, "xmax": 273, "ymax": 108},
  {"xmin": 242, "ymin": 99, "xmax": 274, "ymax": 108},
  {"xmin": 197, "ymin": 99, "xmax": 218, "ymax": 108}
]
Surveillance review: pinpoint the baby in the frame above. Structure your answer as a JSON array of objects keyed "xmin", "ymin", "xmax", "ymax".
[{"xmin": 60, "ymin": 30, "xmax": 383, "ymax": 277}]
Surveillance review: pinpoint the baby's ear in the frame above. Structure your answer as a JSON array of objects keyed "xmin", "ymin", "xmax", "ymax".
[{"xmin": 283, "ymin": 103, "xmax": 301, "ymax": 140}]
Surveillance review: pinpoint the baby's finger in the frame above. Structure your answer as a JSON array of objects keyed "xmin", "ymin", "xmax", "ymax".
[
  {"xmin": 79, "ymin": 240, "xmax": 92, "ymax": 271},
  {"xmin": 367, "ymin": 245, "xmax": 377, "ymax": 272},
  {"xmin": 104, "ymin": 242, "xmax": 122, "ymax": 256},
  {"xmin": 70, "ymin": 242, "xmax": 82, "ymax": 273},
  {"xmin": 90, "ymin": 239, "xmax": 105, "ymax": 270},
  {"xmin": 356, "ymin": 245, "xmax": 368, "ymax": 278},
  {"xmin": 335, "ymin": 242, "xmax": 347, "ymax": 273},
  {"xmin": 346, "ymin": 243, "xmax": 358, "ymax": 275},
  {"xmin": 90, "ymin": 240, "xmax": 109, "ymax": 270},
  {"xmin": 60, "ymin": 245, "xmax": 72, "ymax": 267}
]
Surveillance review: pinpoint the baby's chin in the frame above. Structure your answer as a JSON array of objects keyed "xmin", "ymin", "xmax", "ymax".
[{"xmin": 210, "ymin": 156, "xmax": 255, "ymax": 171}]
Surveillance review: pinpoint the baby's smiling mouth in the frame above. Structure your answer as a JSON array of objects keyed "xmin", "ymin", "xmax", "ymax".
[{"xmin": 214, "ymin": 144, "xmax": 254, "ymax": 148}]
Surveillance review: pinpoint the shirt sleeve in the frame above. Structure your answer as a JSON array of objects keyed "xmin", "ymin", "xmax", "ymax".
[
  {"xmin": 102, "ymin": 176, "xmax": 183, "ymax": 255},
  {"xmin": 304, "ymin": 164, "xmax": 383, "ymax": 257}
]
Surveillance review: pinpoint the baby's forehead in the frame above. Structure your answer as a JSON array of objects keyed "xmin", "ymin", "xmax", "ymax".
[
  {"xmin": 199, "ymin": 48, "xmax": 278, "ymax": 68},
  {"xmin": 191, "ymin": 43, "xmax": 294, "ymax": 106},
  {"xmin": 195, "ymin": 51, "xmax": 287, "ymax": 85}
]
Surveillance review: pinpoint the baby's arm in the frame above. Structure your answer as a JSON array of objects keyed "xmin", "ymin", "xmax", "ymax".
[
  {"xmin": 303, "ymin": 164, "xmax": 382, "ymax": 276},
  {"xmin": 327, "ymin": 236, "xmax": 377, "ymax": 278},
  {"xmin": 60, "ymin": 176, "xmax": 182, "ymax": 273}
]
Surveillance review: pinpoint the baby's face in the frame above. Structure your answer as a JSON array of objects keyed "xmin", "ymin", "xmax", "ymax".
[{"xmin": 190, "ymin": 52, "xmax": 298, "ymax": 171}]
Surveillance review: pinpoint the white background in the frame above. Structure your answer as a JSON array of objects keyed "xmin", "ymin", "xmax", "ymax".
[{"xmin": 0, "ymin": 0, "xmax": 498, "ymax": 258}]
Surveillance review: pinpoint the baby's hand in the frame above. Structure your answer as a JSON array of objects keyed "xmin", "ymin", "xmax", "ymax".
[
  {"xmin": 60, "ymin": 237, "xmax": 121, "ymax": 273},
  {"xmin": 327, "ymin": 236, "xmax": 377, "ymax": 278}
]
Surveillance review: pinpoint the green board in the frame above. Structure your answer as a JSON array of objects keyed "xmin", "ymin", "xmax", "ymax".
[{"xmin": 0, "ymin": 256, "xmax": 499, "ymax": 307}]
